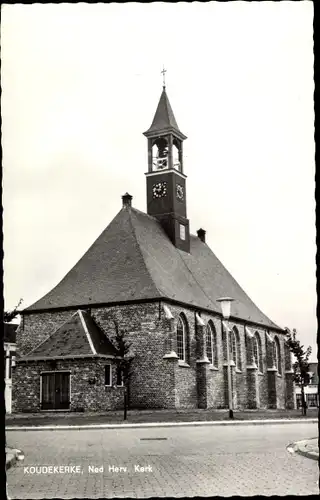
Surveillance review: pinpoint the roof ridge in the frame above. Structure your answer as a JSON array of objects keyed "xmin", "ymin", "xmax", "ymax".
[
  {"xmin": 23, "ymin": 310, "xmax": 80, "ymax": 357},
  {"xmin": 84, "ymin": 313, "xmax": 120, "ymax": 355},
  {"xmin": 78, "ymin": 310, "xmax": 97, "ymax": 355},
  {"xmin": 128, "ymin": 209, "xmax": 162, "ymax": 299}
]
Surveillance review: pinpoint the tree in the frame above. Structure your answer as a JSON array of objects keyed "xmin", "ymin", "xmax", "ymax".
[
  {"xmin": 285, "ymin": 327, "xmax": 312, "ymax": 416},
  {"xmin": 4, "ymin": 298, "xmax": 23, "ymax": 323},
  {"xmin": 114, "ymin": 326, "xmax": 135, "ymax": 421}
]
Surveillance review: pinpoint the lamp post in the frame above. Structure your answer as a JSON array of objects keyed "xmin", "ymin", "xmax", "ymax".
[{"xmin": 217, "ymin": 297, "xmax": 234, "ymax": 419}]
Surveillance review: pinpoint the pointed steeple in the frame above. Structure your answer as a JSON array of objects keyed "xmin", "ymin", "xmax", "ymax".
[{"xmin": 144, "ymin": 88, "xmax": 187, "ymax": 140}]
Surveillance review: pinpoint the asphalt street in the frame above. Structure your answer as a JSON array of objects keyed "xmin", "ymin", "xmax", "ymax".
[{"xmin": 6, "ymin": 423, "xmax": 319, "ymax": 498}]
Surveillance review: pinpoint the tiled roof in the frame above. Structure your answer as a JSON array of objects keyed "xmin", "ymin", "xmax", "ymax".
[
  {"xmin": 143, "ymin": 88, "xmax": 186, "ymax": 139},
  {"xmin": 25, "ymin": 206, "xmax": 281, "ymax": 330},
  {"xmin": 22, "ymin": 310, "xmax": 118, "ymax": 360},
  {"xmin": 4, "ymin": 323, "xmax": 18, "ymax": 344}
]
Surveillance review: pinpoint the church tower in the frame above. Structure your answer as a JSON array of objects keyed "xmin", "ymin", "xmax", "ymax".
[{"xmin": 143, "ymin": 78, "xmax": 189, "ymax": 252}]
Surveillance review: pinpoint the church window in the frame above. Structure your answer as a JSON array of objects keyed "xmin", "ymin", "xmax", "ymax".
[
  {"xmin": 254, "ymin": 333, "xmax": 263, "ymax": 372},
  {"xmin": 233, "ymin": 327, "xmax": 242, "ymax": 371},
  {"xmin": 206, "ymin": 322, "xmax": 218, "ymax": 367},
  {"xmin": 180, "ymin": 224, "xmax": 186, "ymax": 240},
  {"xmin": 274, "ymin": 337, "xmax": 282, "ymax": 375},
  {"xmin": 105, "ymin": 365, "xmax": 112, "ymax": 386},
  {"xmin": 177, "ymin": 315, "xmax": 187, "ymax": 361}
]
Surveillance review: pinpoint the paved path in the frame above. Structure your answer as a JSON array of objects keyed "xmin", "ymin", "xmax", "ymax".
[{"xmin": 6, "ymin": 423, "xmax": 318, "ymax": 498}]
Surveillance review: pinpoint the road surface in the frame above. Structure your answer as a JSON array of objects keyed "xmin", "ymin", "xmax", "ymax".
[{"xmin": 6, "ymin": 422, "xmax": 318, "ymax": 498}]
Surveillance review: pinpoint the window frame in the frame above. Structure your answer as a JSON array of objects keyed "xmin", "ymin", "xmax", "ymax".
[
  {"xmin": 105, "ymin": 364, "xmax": 112, "ymax": 387},
  {"xmin": 274, "ymin": 337, "xmax": 282, "ymax": 375},
  {"xmin": 177, "ymin": 315, "xmax": 187, "ymax": 362},
  {"xmin": 206, "ymin": 324, "xmax": 213, "ymax": 365},
  {"xmin": 232, "ymin": 327, "xmax": 242, "ymax": 371},
  {"xmin": 116, "ymin": 366, "xmax": 124, "ymax": 387},
  {"xmin": 254, "ymin": 333, "xmax": 263, "ymax": 373},
  {"xmin": 206, "ymin": 321, "xmax": 218, "ymax": 368},
  {"xmin": 307, "ymin": 394, "xmax": 318, "ymax": 408}
]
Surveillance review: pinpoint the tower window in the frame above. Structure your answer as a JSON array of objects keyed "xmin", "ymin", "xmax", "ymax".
[
  {"xmin": 180, "ymin": 224, "xmax": 186, "ymax": 240},
  {"xmin": 152, "ymin": 138, "xmax": 169, "ymax": 171}
]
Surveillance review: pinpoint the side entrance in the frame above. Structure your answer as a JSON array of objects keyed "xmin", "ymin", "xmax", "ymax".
[{"xmin": 41, "ymin": 371, "xmax": 71, "ymax": 410}]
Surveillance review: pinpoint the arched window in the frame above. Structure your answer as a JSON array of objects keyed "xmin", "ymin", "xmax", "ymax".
[
  {"xmin": 232, "ymin": 327, "xmax": 242, "ymax": 371},
  {"xmin": 274, "ymin": 336, "xmax": 282, "ymax": 374},
  {"xmin": 177, "ymin": 315, "xmax": 187, "ymax": 362},
  {"xmin": 206, "ymin": 322, "xmax": 218, "ymax": 367},
  {"xmin": 231, "ymin": 331, "xmax": 236, "ymax": 365},
  {"xmin": 254, "ymin": 332, "xmax": 263, "ymax": 372}
]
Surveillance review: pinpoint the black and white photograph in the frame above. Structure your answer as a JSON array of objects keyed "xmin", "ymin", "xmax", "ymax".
[{"xmin": 2, "ymin": 2, "xmax": 317, "ymax": 498}]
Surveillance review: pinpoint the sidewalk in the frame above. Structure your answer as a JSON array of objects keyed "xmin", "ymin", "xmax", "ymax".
[
  {"xmin": 288, "ymin": 438, "xmax": 319, "ymax": 461},
  {"xmin": 6, "ymin": 447, "xmax": 24, "ymax": 470},
  {"xmin": 5, "ymin": 408, "xmax": 318, "ymax": 429}
]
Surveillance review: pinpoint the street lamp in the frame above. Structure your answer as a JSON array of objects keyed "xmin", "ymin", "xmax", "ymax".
[{"xmin": 217, "ymin": 297, "xmax": 234, "ymax": 419}]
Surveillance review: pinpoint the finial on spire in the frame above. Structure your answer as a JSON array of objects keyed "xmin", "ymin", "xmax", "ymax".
[{"xmin": 161, "ymin": 65, "xmax": 167, "ymax": 89}]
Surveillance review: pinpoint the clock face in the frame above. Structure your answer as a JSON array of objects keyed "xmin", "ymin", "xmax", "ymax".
[
  {"xmin": 176, "ymin": 184, "xmax": 184, "ymax": 200},
  {"xmin": 152, "ymin": 181, "xmax": 167, "ymax": 199}
]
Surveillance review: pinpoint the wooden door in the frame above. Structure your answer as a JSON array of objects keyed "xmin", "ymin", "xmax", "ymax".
[{"xmin": 41, "ymin": 372, "xmax": 70, "ymax": 410}]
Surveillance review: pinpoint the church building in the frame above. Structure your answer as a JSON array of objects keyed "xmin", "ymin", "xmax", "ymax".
[{"xmin": 13, "ymin": 83, "xmax": 295, "ymax": 413}]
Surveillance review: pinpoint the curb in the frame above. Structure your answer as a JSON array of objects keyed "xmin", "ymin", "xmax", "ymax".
[
  {"xmin": 294, "ymin": 439, "xmax": 319, "ymax": 461},
  {"xmin": 6, "ymin": 449, "xmax": 24, "ymax": 470},
  {"xmin": 5, "ymin": 418, "xmax": 318, "ymax": 431}
]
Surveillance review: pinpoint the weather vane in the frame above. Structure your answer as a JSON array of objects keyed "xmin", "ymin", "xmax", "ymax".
[{"xmin": 161, "ymin": 66, "xmax": 167, "ymax": 88}]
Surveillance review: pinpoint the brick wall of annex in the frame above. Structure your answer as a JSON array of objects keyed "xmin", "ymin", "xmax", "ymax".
[{"xmin": 12, "ymin": 358, "xmax": 124, "ymax": 413}]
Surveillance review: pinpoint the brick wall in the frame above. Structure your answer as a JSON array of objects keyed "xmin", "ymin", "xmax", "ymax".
[
  {"xmin": 17, "ymin": 311, "xmax": 72, "ymax": 357},
  {"xmin": 12, "ymin": 358, "xmax": 124, "ymax": 412},
  {"xmin": 16, "ymin": 301, "xmax": 293, "ymax": 411},
  {"xmin": 92, "ymin": 303, "xmax": 177, "ymax": 409}
]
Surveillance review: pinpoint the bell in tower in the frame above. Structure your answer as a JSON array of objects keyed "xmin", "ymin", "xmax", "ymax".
[{"xmin": 143, "ymin": 70, "xmax": 190, "ymax": 253}]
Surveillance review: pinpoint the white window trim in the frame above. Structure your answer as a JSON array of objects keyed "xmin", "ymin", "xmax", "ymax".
[
  {"xmin": 207, "ymin": 323, "xmax": 218, "ymax": 368},
  {"xmin": 179, "ymin": 224, "xmax": 186, "ymax": 241},
  {"xmin": 206, "ymin": 325, "xmax": 213, "ymax": 365},
  {"xmin": 177, "ymin": 317, "xmax": 186, "ymax": 362}
]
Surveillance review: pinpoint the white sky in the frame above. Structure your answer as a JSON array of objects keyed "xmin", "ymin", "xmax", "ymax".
[{"xmin": 2, "ymin": 2, "xmax": 316, "ymax": 358}]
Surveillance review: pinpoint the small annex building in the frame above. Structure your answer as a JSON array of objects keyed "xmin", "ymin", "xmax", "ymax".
[{"xmin": 13, "ymin": 84, "xmax": 295, "ymax": 412}]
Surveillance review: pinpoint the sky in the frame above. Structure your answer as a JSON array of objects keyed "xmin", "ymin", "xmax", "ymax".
[{"xmin": 2, "ymin": 2, "xmax": 316, "ymax": 359}]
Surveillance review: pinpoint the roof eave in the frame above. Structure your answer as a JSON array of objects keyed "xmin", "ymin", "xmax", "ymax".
[
  {"xmin": 143, "ymin": 128, "xmax": 187, "ymax": 141},
  {"xmin": 17, "ymin": 354, "xmax": 122, "ymax": 363},
  {"xmin": 21, "ymin": 296, "xmax": 284, "ymax": 333}
]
